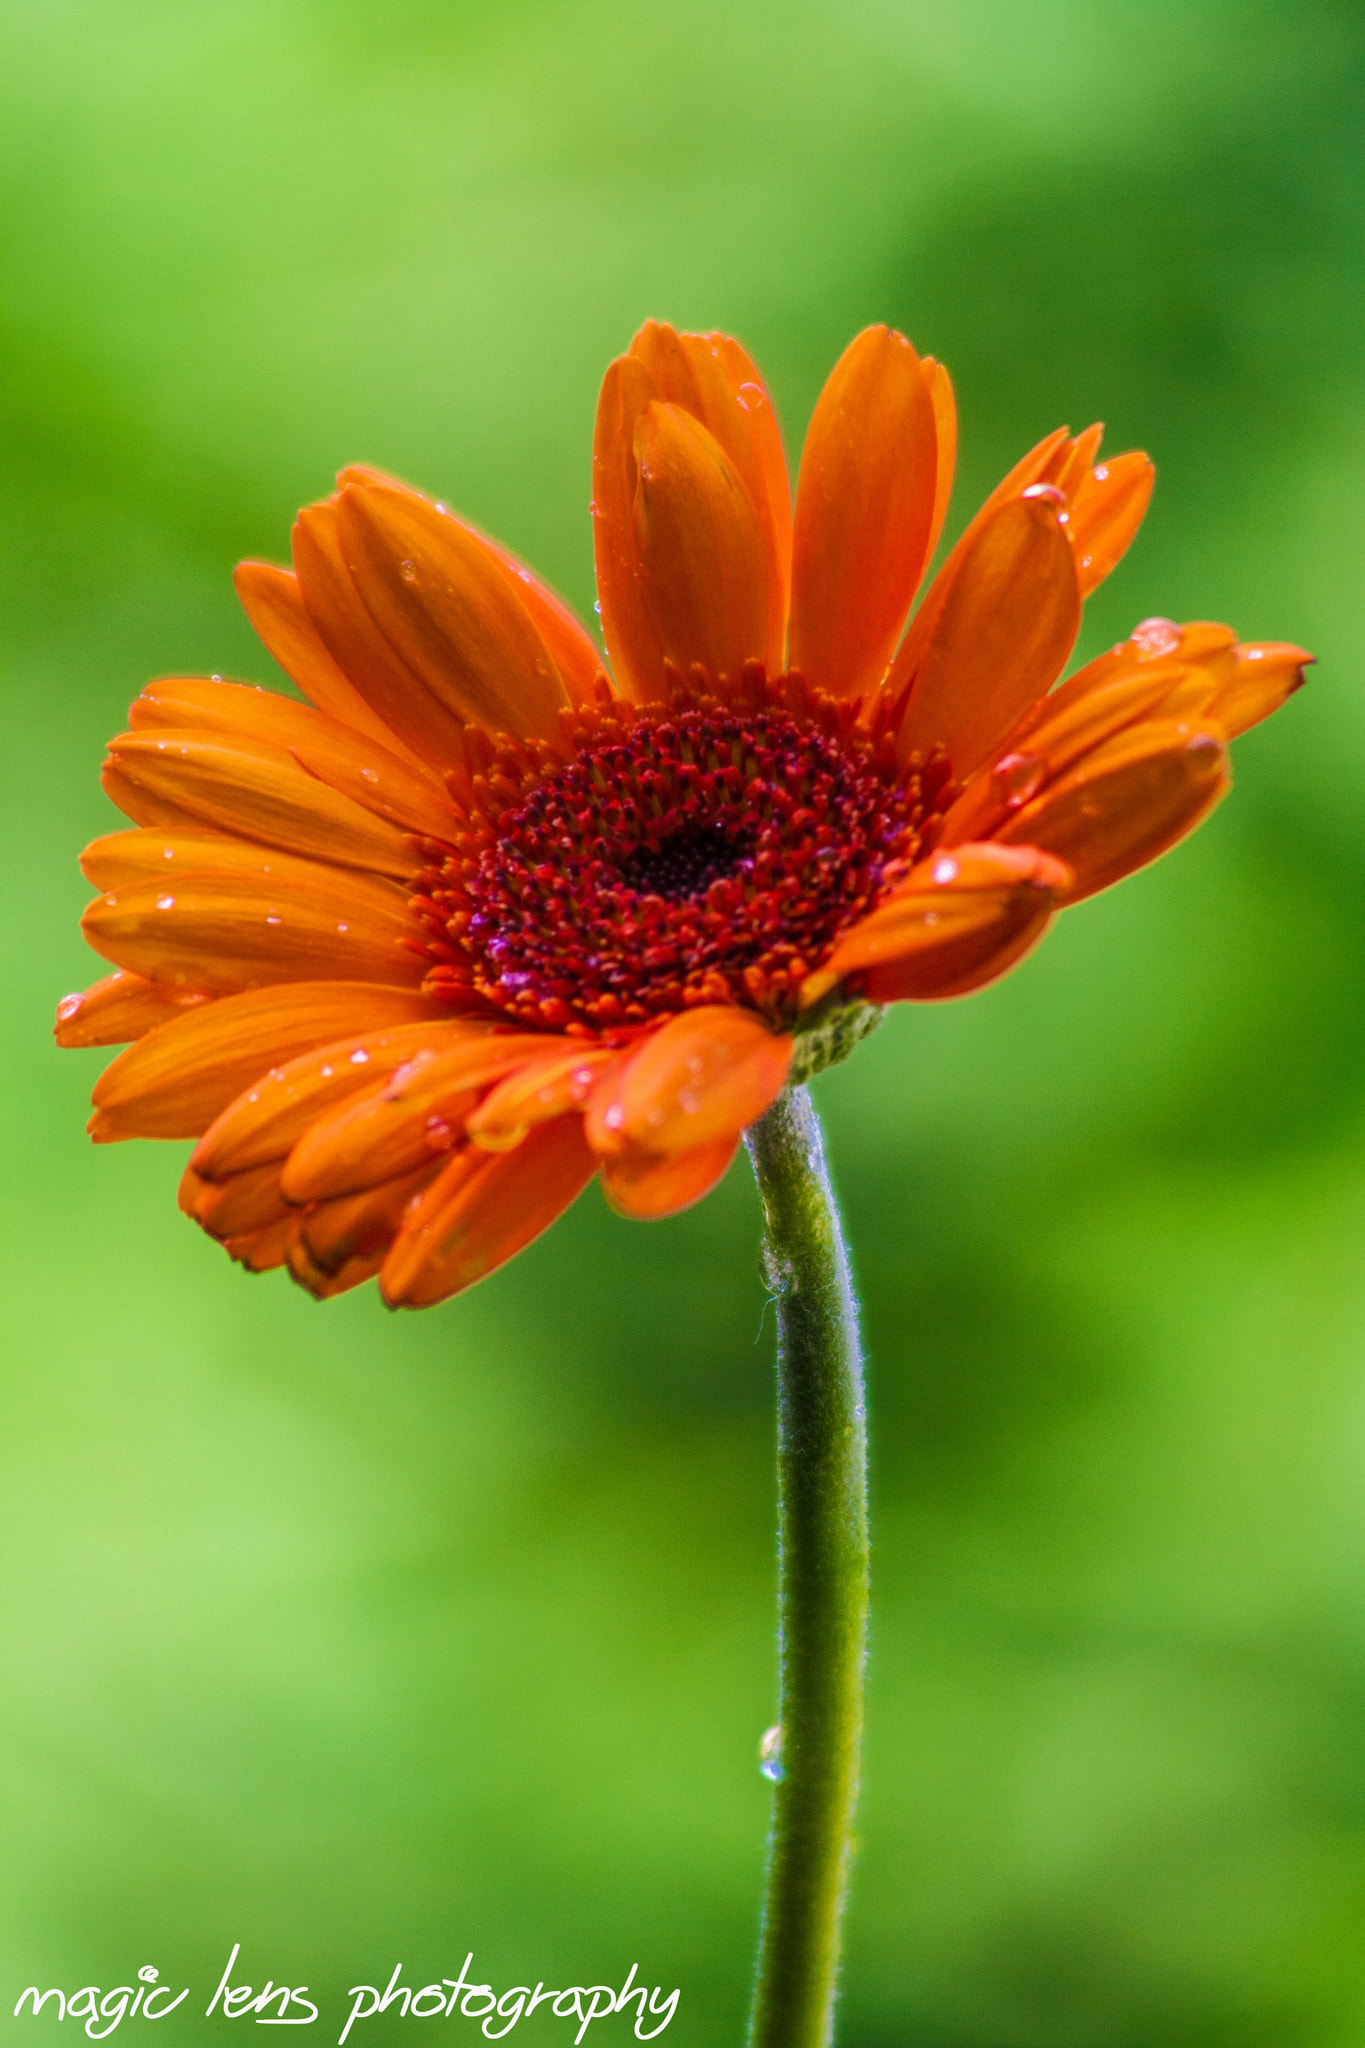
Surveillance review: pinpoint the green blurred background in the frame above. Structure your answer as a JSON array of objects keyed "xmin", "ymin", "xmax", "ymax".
[{"xmin": 3, "ymin": 1, "xmax": 1364, "ymax": 2041}]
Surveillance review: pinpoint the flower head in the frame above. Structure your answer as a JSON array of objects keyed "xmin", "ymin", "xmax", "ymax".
[{"xmin": 57, "ymin": 324, "xmax": 1309, "ymax": 1305}]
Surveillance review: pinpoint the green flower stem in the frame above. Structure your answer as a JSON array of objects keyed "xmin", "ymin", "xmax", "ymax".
[{"xmin": 744, "ymin": 1084, "xmax": 869, "ymax": 2048}]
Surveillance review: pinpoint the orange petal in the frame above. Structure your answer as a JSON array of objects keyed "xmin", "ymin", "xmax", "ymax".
[
  {"xmin": 381, "ymin": 1116, "xmax": 597, "ymax": 1307},
  {"xmin": 336, "ymin": 479, "xmax": 570, "ymax": 744},
  {"xmin": 936, "ymin": 664, "xmax": 1220, "ymax": 848},
  {"xmin": 222, "ymin": 1214, "xmax": 300, "ymax": 1274},
  {"xmin": 600, "ymin": 1135, "xmax": 738, "ymax": 1219},
  {"xmin": 896, "ymin": 490, "xmax": 1081, "ymax": 776},
  {"xmin": 128, "ymin": 675, "xmax": 457, "ymax": 837},
  {"xmin": 1008, "ymin": 619, "xmax": 1239, "ymax": 742},
  {"xmin": 590, "ymin": 1007, "xmax": 791, "ymax": 1158},
  {"xmin": 788, "ymin": 326, "xmax": 940, "ymax": 699},
  {"xmin": 1206, "ymin": 641, "xmax": 1311, "ymax": 740},
  {"xmin": 180, "ymin": 1160, "xmax": 291, "ymax": 1241},
  {"xmin": 280, "ymin": 1035, "xmax": 564, "ymax": 1202},
  {"xmin": 100, "ymin": 759, "xmax": 218, "ymax": 834},
  {"xmin": 799, "ymin": 842, "xmax": 1069, "ymax": 1007},
  {"xmin": 472, "ymin": 534, "xmax": 605, "ymax": 709},
  {"xmin": 81, "ymin": 829, "xmax": 264, "ymax": 891},
  {"xmin": 55, "ymin": 969, "xmax": 211, "ymax": 1048},
  {"xmin": 628, "ymin": 324, "xmax": 791, "ymax": 669},
  {"xmin": 465, "ymin": 1044, "xmax": 613, "ymax": 1151},
  {"xmin": 80, "ymin": 829, "xmax": 407, "ymax": 899},
  {"xmin": 1068, "ymin": 450, "xmax": 1155, "ymax": 595},
  {"xmin": 192, "ymin": 1019, "xmax": 501, "ymax": 1178},
  {"xmin": 298, "ymin": 1164, "xmax": 437, "ymax": 1277},
  {"xmin": 88, "ymin": 982, "xmax": 446, "ymax": 1141},
  {"xmin": 996, "ymin": 722, "xmax": 1230, "ymax": 903},
  {"xmin": 1051, "ymin": 423, "xmax": 1105, "ymax": 500},
  {"xmin": 593, "ymin": 353, "xmax": 668, "ymax": 702},
  {"xmin": 885, "ymin": 425, "xmax": 1073, "ymax": 702},
  {"xmin": 332, "ymin": 462, "xmax": 606, "ymax": 713},
  {"xmin": 103, "ymin": 731, "xmax": 424, "ymax": 879},
  {"xmin": 921, "ymin": 357, "xmax": 958, "ymax": 565},
  {"xmin": 632, "ymin": 400, "xmax": 772, "ymax": 682},
  {"xmin": 233, "ymin": 559, "xmax": 429, "ymax": 761},
  {"xmin": 286, "ymin": 1242, "xmax": 386, "ymax": 1300},
  {"xmin": 82, "ymin": 860, "xmax": 424, "ymax": 995},
  {"xmin": 292, "ymin": 496, "xmax": 470, "ymax": 766}
]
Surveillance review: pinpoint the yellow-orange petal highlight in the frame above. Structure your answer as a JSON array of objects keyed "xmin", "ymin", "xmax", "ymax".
[{"xmin": 61, "ymin": 320, "xmax": 1307, "ymax": 1304}]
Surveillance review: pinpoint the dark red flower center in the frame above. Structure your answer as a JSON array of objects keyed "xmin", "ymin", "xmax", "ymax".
[{"xmin": 439, "ymin": 702, "xmax": 947, "ymax": 1031}]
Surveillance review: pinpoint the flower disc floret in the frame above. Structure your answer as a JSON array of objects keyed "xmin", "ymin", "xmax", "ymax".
[{"xmin": 446, "ymin": 701, "xmax": 940, "ymax": 1029}]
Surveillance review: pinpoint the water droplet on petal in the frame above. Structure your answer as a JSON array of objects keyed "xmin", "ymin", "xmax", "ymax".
[
  {"xmin": 350, "ymin": 1049, "xmax": 370, "ymax": 1065},
  {"xmin": 265, "ymin": 912, "xmax": 282, "ymax": 925},
  {"xmin": 991, "ymin": 752, "xmax": 1045, "ymax": 810},
  {"xmin": 759, "ymin": 1724, "xmax": 784, "ymax": 1782},
  {"xmin": 931, "ymin": 855, "xmax": 959, "ymax": 885},
  {"xmin": 1132, "ymin": 616, "xmax": 1181, "ymax": 661},
  {"xmin": 399, "ymin": 559, "xmax": 418, "ymax": 583},
  {"xmin": 156, "ymin": 894, "xmax": 175, "ymax": 910}
]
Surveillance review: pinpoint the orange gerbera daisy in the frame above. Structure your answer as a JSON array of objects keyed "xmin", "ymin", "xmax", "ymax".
[{"xmin": 57, "ymin": 323, "xmax": 1308, "ymax": 1306}]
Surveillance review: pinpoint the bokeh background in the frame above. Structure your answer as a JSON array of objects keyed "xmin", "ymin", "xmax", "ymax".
[{"xmin": 3, "ymin": 1, "xmax": 1364, "ymax": 2041}]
